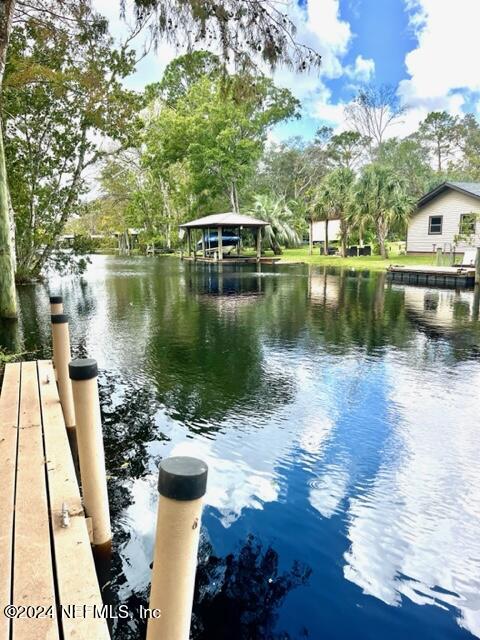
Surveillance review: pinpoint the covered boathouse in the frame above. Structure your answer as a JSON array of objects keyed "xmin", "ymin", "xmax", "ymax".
[{"xmin": 179, "ymin": 212, "xmax": 269, "ymax": 263}]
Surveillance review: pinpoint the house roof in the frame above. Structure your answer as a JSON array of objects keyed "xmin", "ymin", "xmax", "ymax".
[
  {"xmin": 418, "ymin": 181, "xmax": 480, "ymax": 208},
  {"xmin": 179, "ymin": 212, "xmax": 268, "ymax": 229}
]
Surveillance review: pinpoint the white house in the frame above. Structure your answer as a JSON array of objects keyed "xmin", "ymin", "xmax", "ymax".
[
  {"xmin": 407, "ymin": 182, "xmax": 480, "ymax": 255},
  {"xmin": 311, "ymin": 219, "xmax": 341, "ymax": 244}
]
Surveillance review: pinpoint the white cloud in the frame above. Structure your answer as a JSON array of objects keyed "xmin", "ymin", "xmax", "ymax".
[
  {"xmin": 311, "ymin": 86, "xmax": 348, "ymax": 128},
  {"xmin": 269, "ymin": 0, "xmax": 358, "ymax": 136},
  {"xmin": 345, "ymin": 55, "xmax": 375, "ymax": 82},
  {"xmin": 304, "ymin": 0, "xmax": 352, "ymax": 78},
  {"xmin": 399, "ymin": 0, "xmax": 480, "ymax": 111},
  {"xmin": 271, "ymin": 0, "xmax": 352, "ymax": 100}
]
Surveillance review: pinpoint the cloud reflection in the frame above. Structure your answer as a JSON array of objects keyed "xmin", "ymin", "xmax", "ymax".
[{"xmin": 343, "ymin": 358, "xmax": 480, "ymax": 636}]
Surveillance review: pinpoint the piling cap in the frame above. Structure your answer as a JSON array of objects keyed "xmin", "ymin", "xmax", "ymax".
[
  {"xmin": 51, "ymin": 314, "xmax": 68, "ymax": 324},
  {"xmin": 49, "ymin": 295, "xmax": 63, "ymax": 304},
  {"xmin": 69, "ymin": 358, "xmax": 98, "ymax": 381},
  {"xmin": 158, "ymin": 456, "xmax": 208, "ymax": 501}
]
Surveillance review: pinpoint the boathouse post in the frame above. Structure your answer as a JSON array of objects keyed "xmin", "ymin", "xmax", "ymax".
[
  {"xmin": 435, "ymin": 247, "xmax": 443, "ymax": 266},
  {"xmin": 256, "ymin": 227, "xmax": 262, "ymax": 262},
  {"xmin": 51, "ymin": 314, "xmax": 76, "ymax": 428},
  {"xmin": 473, "ymin": 283, "xmax": 480, "ymax": 320},
  {"xmin": 49, "ymin": 295, "xmax": 63, "ymax": 315},
  {"xmin": 475, "ymin": 247, "xmax": 480, "ymax": 285},
  {"xmin": 217, "ymin": 225, "xmax": 223, "ymax": 261},
  {"xmin": 187, "ymin": 228, "xmax": 192, "ymax": 258},
  {"xmin": 69, "ymin": 358, "xmax": 111, "ymax": 547},
  {"xmin": 147, "ymin": 456, "xmax": 208, "ymax": 640}
]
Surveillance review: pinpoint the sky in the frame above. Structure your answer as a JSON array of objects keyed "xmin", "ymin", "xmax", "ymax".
[{"xmin": 93, "ymin": 0, "xmax": 480, "ymax": 142}]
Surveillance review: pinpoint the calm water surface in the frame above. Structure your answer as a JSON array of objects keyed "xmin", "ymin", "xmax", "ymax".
[{"xmin": 2, "ymin": 255, "xmax": 480, "ymax": 640}]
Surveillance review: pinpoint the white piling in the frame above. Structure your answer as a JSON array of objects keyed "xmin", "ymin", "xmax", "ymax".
[
  {"xmin": 147, "ymin": 456, "xmax": 208, "ymax": 640},
  {"xmin": 51, "ymin": 314, "xmax": 75, "ymax": 428},
  {"xmin": 49, "ymin": 295, "xmax": 64, "ymax": 315},
  {"xmin": 69, "ymin": 358, "xmax": 111, "ymax": 547}
]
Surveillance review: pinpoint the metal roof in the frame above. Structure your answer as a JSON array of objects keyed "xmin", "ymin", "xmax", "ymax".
[
  {"xmin": 418, "ymin": 181, "xmax": 480, "ymax": 207},
  {"xmin": 179, "ymin": 212, "xmax": 268, "ymax": 229}
]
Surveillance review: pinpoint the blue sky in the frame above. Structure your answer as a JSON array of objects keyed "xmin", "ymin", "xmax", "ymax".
[
  {"xmin": 274, "ymin": 0, "xmax": 419, "ymax": 139},
  {"xmin": 94, "ymin": 0, "xmax": 480, "ymax": 142}
]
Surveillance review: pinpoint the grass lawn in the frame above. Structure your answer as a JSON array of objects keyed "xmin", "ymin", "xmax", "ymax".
[{"xmin": 275, "ymin": 246, "xmax": 438, "ymax": 271}]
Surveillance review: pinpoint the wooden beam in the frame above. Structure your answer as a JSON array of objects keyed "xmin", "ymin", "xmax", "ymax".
[
  {"xmin": 38, "ymin": 360, "xmax": 110, "ymax": 639},
  {"xmin": 187, "ymin": 228, "xmax": 191, "ymax": 257},
  {"xmin": 0, "ymin": 363, "xmax": 20, "ymax": 640},
  {"xmin": 13, "ymin": 361, "xmax": 59, "ymax": 639}
]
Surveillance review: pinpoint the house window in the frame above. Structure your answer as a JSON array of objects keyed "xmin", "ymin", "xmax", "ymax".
[
  {"xmin": 428, "ymin": 215, "xmax": 443, "ymax": 234},
  {"xmin": 459, "ymin": 213, "xmax": 476, "ymax": 236}
]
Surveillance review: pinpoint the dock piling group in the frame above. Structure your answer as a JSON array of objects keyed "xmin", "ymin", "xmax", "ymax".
[{"xmin": 48, "ymin": 292, "xmax": 208, "ymax": 640}]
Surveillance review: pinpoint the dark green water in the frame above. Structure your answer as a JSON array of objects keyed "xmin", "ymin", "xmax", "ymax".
[{"xmin": 2, "ymin": 255, "xmax": 480, "ymax": 640}]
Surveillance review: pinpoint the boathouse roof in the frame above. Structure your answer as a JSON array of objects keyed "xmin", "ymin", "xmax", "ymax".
[
  {"xmin": 418, "ymin": 181, "xmax": 480, "ymax": 208},
  {"xmin": 179, "ymin": 212, "xmax": 268, "ymax": 229}
]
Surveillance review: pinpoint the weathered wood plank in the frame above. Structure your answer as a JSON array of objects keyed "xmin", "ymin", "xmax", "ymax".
[
  {"xmin": 0, "ymin": 363, "xmax": 21, "ymax": 640},
  {"xmin": 38, "ymin": 360, "xmax": 110, "ymax": 639},
  {"xmin": 13, "ymin": 361, "xmax": 59, "ymax": 639}
]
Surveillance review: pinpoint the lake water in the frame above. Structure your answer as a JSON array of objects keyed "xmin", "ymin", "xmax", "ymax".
[{"xmin": 2, "ymin": 255, "xmax": 480, "ymax": 640}]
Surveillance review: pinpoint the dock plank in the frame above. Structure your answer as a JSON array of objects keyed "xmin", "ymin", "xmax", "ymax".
[
  {"xmin": 13, "ymin": 361, "xmax": 59, "ymax": 639},
  {"xmin": 0, "ymin": 364, "xmax": 21, "ymax": 640},
  {"xmin": 38, "ymin": 360, "xmax": 110, "ymax": 639}
]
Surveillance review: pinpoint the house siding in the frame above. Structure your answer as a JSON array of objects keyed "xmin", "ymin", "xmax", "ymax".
[
  {"xmin": 312, "ymin": 219, "xmax": 341, "ymax": 242},
  {"xmin": 407, "ymin": 190, "xmax": 480, "ymax": 253}
]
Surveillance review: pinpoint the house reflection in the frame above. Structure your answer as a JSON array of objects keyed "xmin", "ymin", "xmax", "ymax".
[
  {"xmin": 400, "ymin": 285, "xmax": 480, "ymax": 333},
  {"xmin": 308, "ymin": 271, "xmax": 341, "ymax": 307}
]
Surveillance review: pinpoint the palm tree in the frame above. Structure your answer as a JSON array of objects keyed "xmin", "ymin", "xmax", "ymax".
[
  {"xmin": 248, "ymin": 194, "xmax": 301, "ymax": 255},
  {"xmin": 354, "ymin": 163, "xmax": 414, "ymax": 258},
  {"xmin": 313, "ymin": 168, "xmax": 356, "ymax": 257}
]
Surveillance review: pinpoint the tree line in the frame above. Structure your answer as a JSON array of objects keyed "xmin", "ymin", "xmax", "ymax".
[
  {"xmin": 2, "ymin": 0, "xmax": 480, "ymax": 318},
  {"xmin": 0, "ymin": 0, "xmax": 319, "ymax": 317},
  {"xmin": 86, "ymin": 73, "xmax": 480, "ymax": 260}
]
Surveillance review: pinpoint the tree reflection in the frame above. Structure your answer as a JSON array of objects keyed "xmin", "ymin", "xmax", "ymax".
[
  {"xmin": 145, "ymin": 262, "xmax": 302, "ymax": 424},
  {"xmin": 98, "ymin": 372, "xmax": 168, "ymax": 517},
  {"xmin": 192, "ymin": 535, "xmax": 312, "ymax": 640},
  {"xmin": 111, "ymin": 534, "xmax": 312, "ymax": 640}
]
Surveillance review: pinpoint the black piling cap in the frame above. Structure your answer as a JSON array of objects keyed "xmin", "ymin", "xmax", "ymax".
[
  {"xmin": 49, "ymin": 295, "xmax": 63, "ymax": 304},
  {"xmin": 69, "ymin": 358, "xmax": 98, "ymax": 381},
  {"xmin": 158, "ymin": 456, "xmax": 208, "ymax": 501},
  {"xmin": 51, "ymin": 314, "xmax": 68, "ymax": 324}
]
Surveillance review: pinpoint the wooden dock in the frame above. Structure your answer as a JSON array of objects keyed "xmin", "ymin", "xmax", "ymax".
[
  {"xmin": 0, "ymin": 360, "xmax": 110, "ymax": 640},
  {"xmin": 387, "ymin": 264, "xmax": 476, "ymax": 288},
  {"xmin": 183, "ymin": 255, "xmax": 281, "ymax": 265}
]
